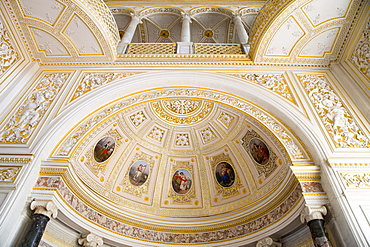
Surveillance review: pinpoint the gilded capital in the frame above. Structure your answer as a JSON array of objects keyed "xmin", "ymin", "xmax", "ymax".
[
  {"xmin": 30, "ymin": 200, "xmax": 58, "ymax": 219},
  {"xmin": 300, "ymin": 204, "xmax": 327, "ymax": 223}
]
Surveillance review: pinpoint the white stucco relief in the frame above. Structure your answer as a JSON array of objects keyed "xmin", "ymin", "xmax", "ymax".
[
  {"xmin": 351, "ymin": 18, "xmax": 370, "ymax": 79},
  {"xmin": 0, "ymin": 73, "xmax": 70, "ymax": 143},
  {"xmin": 0, "ymin": 17, "xmax": 18, "ymax": 76},
  {"xmin": 299, "ymin": 74, "xmax": 369, "ymax": 148}
]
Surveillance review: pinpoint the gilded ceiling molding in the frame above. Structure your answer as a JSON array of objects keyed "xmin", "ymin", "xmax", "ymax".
[
  {"xmin": 0, "ymin": 167, "xmax": 21, "ymax": 182},
  {"xmin": 34, "ymin": 175, "xmax": 302, "ymax": 243},
  {"xmin": 298, "ymin": 74, "xmax": 369, "ymax": 148},
  {"xmin": 189, "ymin": 7, "xmax": 233, "ymax": 17},
  {"xmin": 249, "ymin": 0, "xmax": 295, "ymax": 59},
  {"xmin": 339, "ymin": 172, "xmax": 370, "ymax": 189},
  {"xmin": 140, "ymin": 7, "xmax": 183, "ymax": 16},
  {"xmin": 71, "ymin": 72, "xmax": 143, "ymax": 102},
  {"xmin": 351, "ymin": 17, "xmax": 370, "ymax": 79},
  {"xmin": 0, "ymin": 16, "xmax": 18, "ymax": 77},
  {"xmin": 54, "ymin": 88, "xmax": 309, "ymax": 162},
  {"xmin": 225, "ymin": 73, "xmax": 295, "ymax": 104},
  {"xmin": 72, "ymin": 0, "xmax": 119, "ymax": 48},
  {"xmin": 0, "ymin": 72, "xmax": 71, "ymax": 144}
]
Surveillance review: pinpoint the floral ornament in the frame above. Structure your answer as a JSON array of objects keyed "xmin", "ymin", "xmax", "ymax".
[
  {"xmin": 148, "ymin": 127, "xmax": 165, "ymax": 142},
  {"xmin": 200, "ymin": 127, "xmax": 216, "ymax": 143},
  {"xmin": 218, "ymin": 112, "xmax": 234, "ymax": 128},
  {"xmin": 176, "ymin": 134, "xmax": 190, "ymax": 146},
  {"xmin": 130, "ymin": 111, "xmax": 146, "ymax": 127}
]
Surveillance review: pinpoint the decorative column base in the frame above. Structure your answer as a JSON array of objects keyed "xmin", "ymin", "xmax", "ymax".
[
  {"xmin": 20, "ymin": 214, "xmax": 50, "ymax": 247},
  {"xmin": 307, "ymin": 219, "xmax": 332, "ymax": 247}
]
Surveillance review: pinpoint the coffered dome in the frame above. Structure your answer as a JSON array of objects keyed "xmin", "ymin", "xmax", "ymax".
[{"xmin": 67, "ymin": 96, "xmax": 299, "ymax": 237}]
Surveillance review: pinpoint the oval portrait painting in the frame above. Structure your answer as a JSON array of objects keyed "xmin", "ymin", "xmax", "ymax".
[
  {"xmin": 172, "ymin": 169, "xmax": 192, "ymax": 194},
  {"xmin": 129, "ymin": 160, "xmax": 150, "ymax": 186},
  {"xmin": 215, "ymin": 162, "xmax": 235, "ymax": 187},
  {"xmin": 94, "ymin": 136, "xmax": 115, "ymax": 163},
  {"xmin": 249, "ymin": 138, "xmax": 270, "ymax": 165}
]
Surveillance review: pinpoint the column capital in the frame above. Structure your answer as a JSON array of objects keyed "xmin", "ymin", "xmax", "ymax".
[
  {"xmin": 130, "ymin": 12, "xmax": 142, "ymax": 23},
  {"xmin": 181, "ymin": 13, "xmax": 192, "ymax": 22},
  {"xmin": 300, "ymin": 204, "xmax": 327, "ymax": 223},
  {"xmin": 232, "ymin": 13, "xmax": 243, "ymax": 22},
  {"xmin": 30, "ymin": 200, "xmax": 58, "ymax": 219},
  {"xmin": 256, "ymin": 237, "xmax": 282, "ymax": 247},
  {"xmin": 78, "ymin": 233, "xmax": 104, "ymax": 247}
]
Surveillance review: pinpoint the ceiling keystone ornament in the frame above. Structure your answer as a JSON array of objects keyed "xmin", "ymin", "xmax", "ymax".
[
  {"xmin": 351, "ymin": 17, "xmax": 370, "ymax": 79},
  {"xmin": 0, "ymin": 73, "xmax": 70, "ymax": 144},
  {"xmin": 299, "ymin": 74, "xmax": 369, "ymax": 148},
  {"xmin": 0, "ymin": 17, "xmax": 18, "ymax": 76},
  {"xmin": 150, "ymin": 99, "xmax": 214, "ymax": 125}
]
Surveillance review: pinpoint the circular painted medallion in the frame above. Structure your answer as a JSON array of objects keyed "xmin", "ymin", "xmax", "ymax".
[
  {"xmin": 129, "ymin": 160, "xmax": 149, "ymax": 186},
  {"xmin": 215, "ymin": 162, "xmax": 235, "ymax": 187},
  {"xmin": 94, "ymin": 136, "xmax": 115, "ymax": 163},
  {"xmin": 248, "ymin": 138, "xmax": 270, "ymax": 165},
  {"xmin": 172, "ymin": 169, "xmax": 192, "ymax": 194}
]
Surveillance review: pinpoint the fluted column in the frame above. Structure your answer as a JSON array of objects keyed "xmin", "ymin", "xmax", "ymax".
[
  {"xmin": 78, "ymin": 233, "xmax": 104, "ymax": 247},
  {"xmin": 233, "ymin": 14, "xmax": 250, "ymax": 54},
  {"xmin": 117, "ymin": 13, "xmax": 141, "ymax": 54},
  {"xmin": 256, "ymin": 237, "xmax": 282, "ymax": 247},
  {"xmin": 177, "ymin": 13, "xmax": 193, "ymax": 53},
  {"xmin": 301, "ymin": 205, "xmax": 332, "ymax": 247},
  {"xmin": 20, "ymin": 200, "xmax": 58, "ymax": 247}
]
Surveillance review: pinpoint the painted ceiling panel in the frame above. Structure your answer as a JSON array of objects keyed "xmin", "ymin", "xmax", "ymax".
[
  {"xmin": 302, "ymin": 0, "xmax": 352, "ymax": 26},
  {"xmin": 299, "ymin": 28, "xmax": 339, "ymax": 57},
  {"xmin": 64, "ymin": 15, "xmax": 102, "ymax": 55},
  {"xmin": 266, "ymin": 17, "xmax": 304, "ymax": 56},
  {"xmin": 20, "ymin": 0, "xmax": 65, "ymax": 26},
  {"xmin": 31, "ymin": 28, "xmax": 69, "ymax": 55}
]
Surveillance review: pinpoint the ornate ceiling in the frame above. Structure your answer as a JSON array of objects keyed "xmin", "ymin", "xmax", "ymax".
[{"xmin": 3, "ymin": 0, "xmax": 363, "ymax": 65}]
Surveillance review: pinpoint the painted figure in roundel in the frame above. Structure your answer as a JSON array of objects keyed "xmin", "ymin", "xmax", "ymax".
[
  {"xmin": 249, "ymin": 138, "xmax": 270, "ymax": 165},
  {"xmin": 129, "ymin": 160, "xmax": 149, "ymax": 186},
  {"xmin": 172, "ymin": 169, "xmax": 192, "ymax": 194},
  {"xmin": 94, "ymin": 136, "xmax": 115, "ymax": 163},
  {"xmin": 215, "ymin": 162, "xmax": 235, "ymax": 187}
]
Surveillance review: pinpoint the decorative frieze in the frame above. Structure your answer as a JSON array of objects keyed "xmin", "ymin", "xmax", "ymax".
[
  {"xmin": 34, "ymin": 176, "xmax": 302, "ymax": 244},
  {"xmin": 0, "ymin": 17, "xmax": 18, "ymax": 76},
  {"xmin": 0, "ymin": 73, "xmax": 70, "ymax": 144},
  {"xmin": 299, "ymin": 74, "xmax": 369, "ymax": 148},
  {"xmin": 0, "ymin": 167, "xmax": 21, "ymax": 182},
  {"xmin": 228, "ymin": 73, "xmax": 294, "ymax": 103},
  {"xmin": 339, "ymin": 172, "xmax": 370, "ymax": 189},
  {"xmin": 72, "ymin": 72, "xmax": 140, "ymax": 101},
  {"xmin": 351, "ymin": 18, "xmax": 370, "ymax": 79}
]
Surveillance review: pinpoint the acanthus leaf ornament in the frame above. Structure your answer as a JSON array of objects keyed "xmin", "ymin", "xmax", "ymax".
[{"xmin": 0, "ymin": 17, "xmax": 18, "ymax": 76}]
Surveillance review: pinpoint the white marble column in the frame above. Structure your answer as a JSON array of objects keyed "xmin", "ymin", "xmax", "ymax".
[
  {"xmin": 256, "ymin": 237, "xmax": 282, "ymax": 247},
  {"xmin": 78, "ymin": 233, "xmax": 104, "ymax": 247},
  {"xmin": 117, "ymin": 13, "xmax": 141, "ymax": 54},
  {"xmin": 233, "ymin": 14, "xmax": 250, "ymax": 54},
  {"xmin": 177, "ymin": 13, "xmax": 193, "ymax": 54}
]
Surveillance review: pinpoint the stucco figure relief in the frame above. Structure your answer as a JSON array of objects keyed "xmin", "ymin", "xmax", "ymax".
[
  {"xmin": 0, "ymin": 17, "xmax": 18, "ymax": 76},
  {"xmin": 299, "ymin": 74, "xmax": 369, "ymax": 148},
  {"xmin": 0, "ymin": 73, "xmax": 70, "ymax": 144}
]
